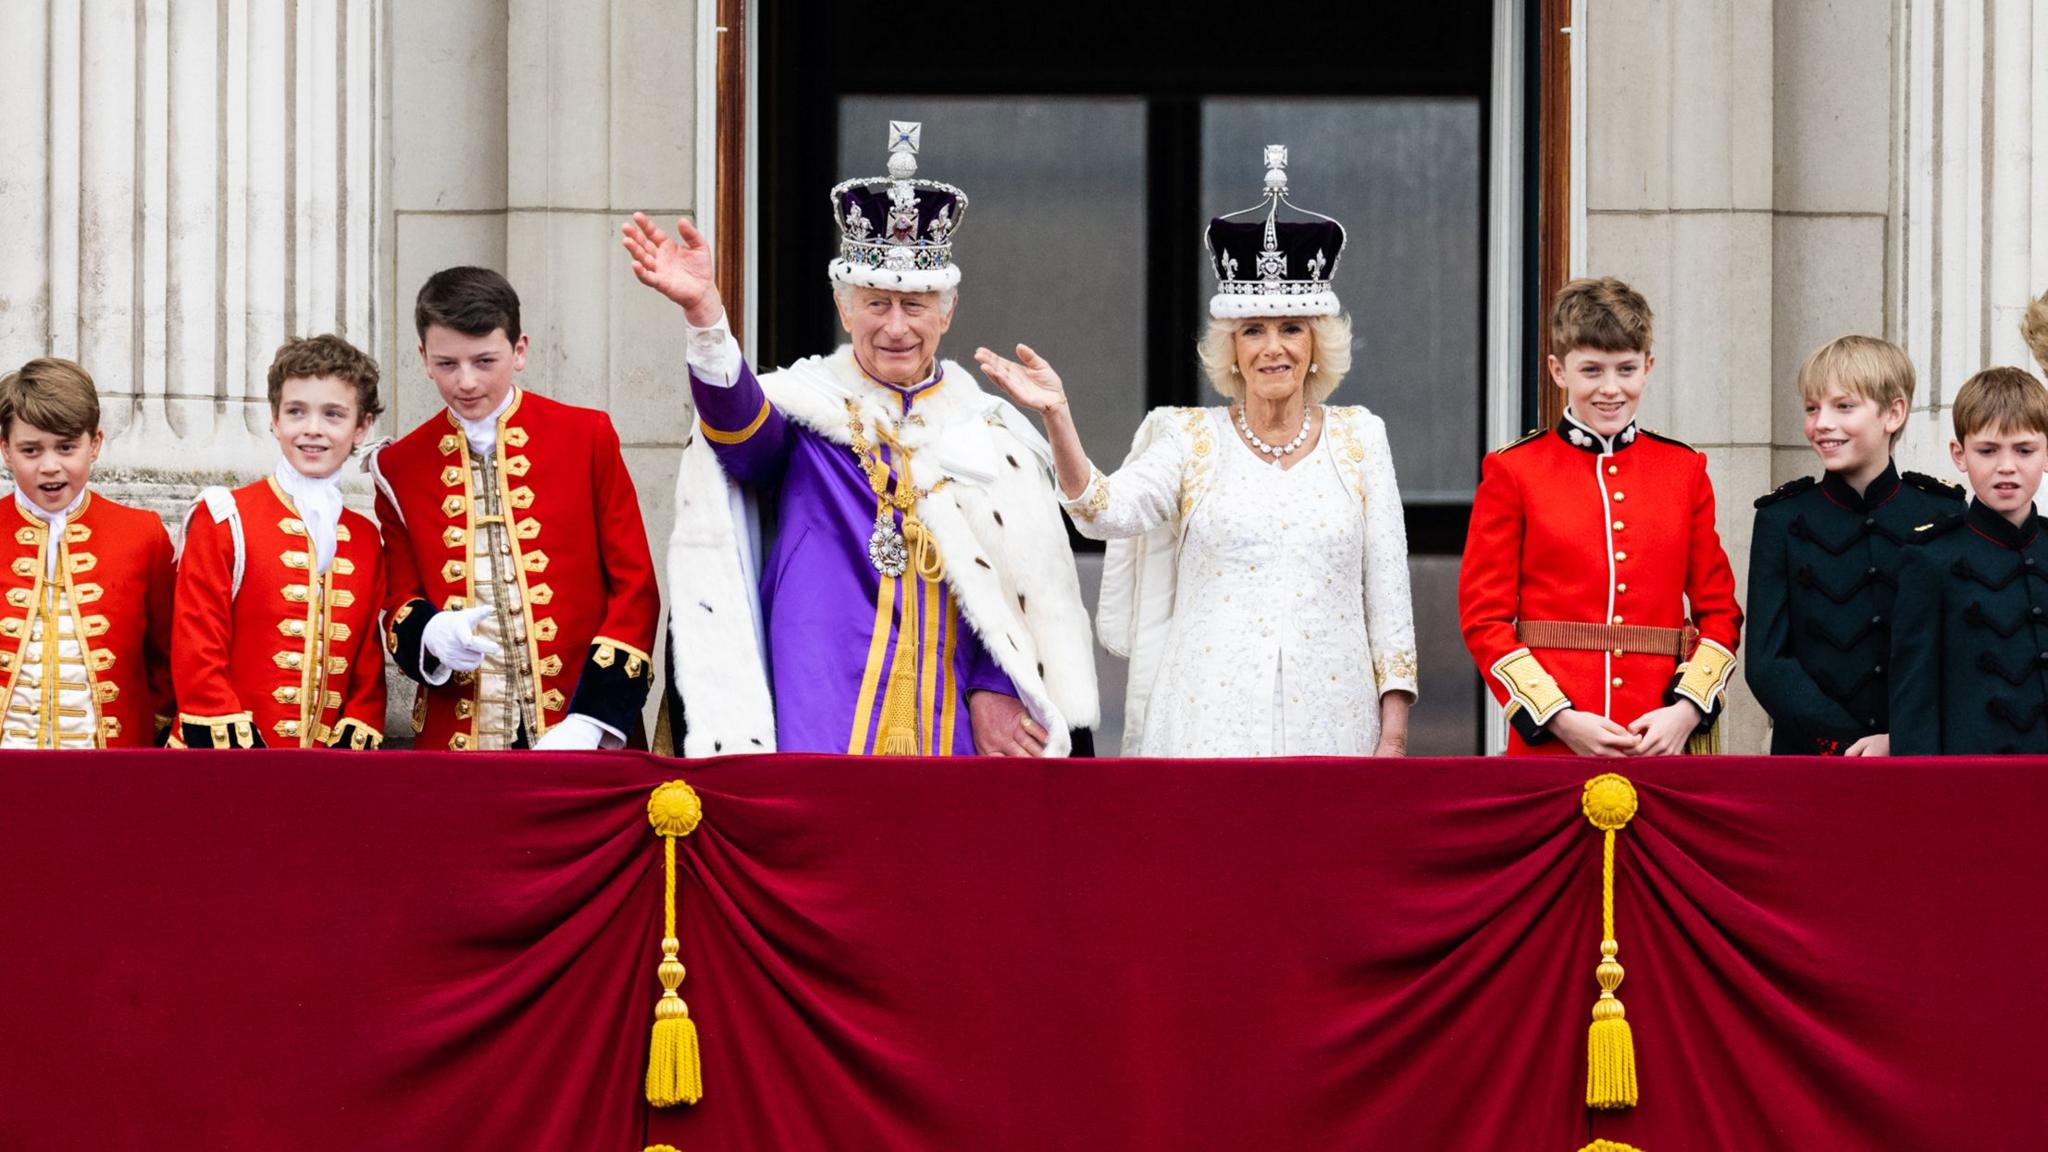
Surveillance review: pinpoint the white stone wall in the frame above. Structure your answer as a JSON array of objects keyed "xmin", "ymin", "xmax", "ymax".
[
  {"xmin": 0, "ymin": 0, "xmax": 700, "ymax": 738},
  {"xmin": 1, "ymin": 0, "xmax": 383, "ymax": 517},
  {"xmin": 1582, "ymin": 0, "xmax": 2048, "ymax": 752},
  {"xmin": 387, "ymin": 1, "xmax": 700, "ymax": 731}
]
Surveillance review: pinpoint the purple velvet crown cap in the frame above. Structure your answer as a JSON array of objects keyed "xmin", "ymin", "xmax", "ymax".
[
  {"xmin": 1205, "ymin": 144, "xmax": 1346, "ymax": 319},
  {"xmin": 827, "ymin": 120, "xmax": 968, "ymax": 293}
]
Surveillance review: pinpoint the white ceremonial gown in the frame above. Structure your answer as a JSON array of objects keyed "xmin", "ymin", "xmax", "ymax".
[{"xmin": 1068, "ymin": 405, "xmax": 1418, "ymax": 756}]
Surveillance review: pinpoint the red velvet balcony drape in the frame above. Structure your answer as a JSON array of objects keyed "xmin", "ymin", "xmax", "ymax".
[{"xmin": 3, "ymin": 752, "xmax": 2044, "ymax": 1150}]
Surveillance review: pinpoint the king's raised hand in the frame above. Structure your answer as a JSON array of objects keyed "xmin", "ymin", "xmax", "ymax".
[{"xmin": 622, "ymin": 212, "xmax": 723, "ymax": 327}]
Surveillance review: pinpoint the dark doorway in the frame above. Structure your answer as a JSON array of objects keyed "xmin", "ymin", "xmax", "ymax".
[{"xmin": 758, "ymin": 0, "xmax": 1506, "ymax": 753}]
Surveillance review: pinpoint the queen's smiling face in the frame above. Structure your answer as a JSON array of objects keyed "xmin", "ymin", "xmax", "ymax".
[{"xmin": 1234, "ymin": 318, "xmax": 1315, "ymax": 404}]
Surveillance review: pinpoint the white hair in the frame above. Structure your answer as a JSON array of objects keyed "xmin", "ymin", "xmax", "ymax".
[
  {"xmin": 1195, "ymin": 313, "xmax": 1355, "ymax": 403},
  {"xmin": 832, "ymin": 282, "xmax": 958, "ymax": 314}
]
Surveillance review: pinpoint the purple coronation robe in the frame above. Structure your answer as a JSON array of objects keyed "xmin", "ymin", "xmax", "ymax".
[{"xmin": 690, "ymin": 357, "xmax": 1017, "ymax": 754}]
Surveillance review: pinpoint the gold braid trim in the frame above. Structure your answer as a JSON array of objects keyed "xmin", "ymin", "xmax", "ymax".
[
  {"xmin": 180, "ymin": 711, "xmax": 259, "ymax": 749},
  {"xmin": 699, "ymin": 397, "xmax": 772, "ymax": 444},
  {"xmin": 592, "ymin": 636, "xmax": 654, "ymax": 681},
  {"xmin": 323, "ymin": 717, "xmax": 383, "ymax": 751},
  {"xmin": 1490, "ymin": 647, "xmax": 1569, "ymax": 725},
  {"xmin": 1672, "ymin": 637, "xmax": 1736, "ymax": 714}
]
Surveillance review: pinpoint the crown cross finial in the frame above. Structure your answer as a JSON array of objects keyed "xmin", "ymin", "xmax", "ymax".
[
  {"xmin": 1263, "ymin": 144, "xmax": 1289, "ymax": 194},
  {"xmin": 887, "ymin": 120, "xmax": 922, "ymax": 180}
]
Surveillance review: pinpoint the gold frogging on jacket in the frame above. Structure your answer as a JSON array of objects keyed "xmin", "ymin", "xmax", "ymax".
[{"xmin": 0, "ymin": 511, "xmax": 119, "ymax": 748}]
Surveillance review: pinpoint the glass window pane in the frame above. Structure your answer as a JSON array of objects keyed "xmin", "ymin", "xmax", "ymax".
[
  {"xmin": 1200, "ymin": 98, "xmax": 1483, "ymax": 502},
  {"xmin": 837, "ymin": 98, "xmax": 1149, "ymax": 468},
  {"xmin": 1405, "ymin": 555, "xmax": 1482, "ymax": 755}
]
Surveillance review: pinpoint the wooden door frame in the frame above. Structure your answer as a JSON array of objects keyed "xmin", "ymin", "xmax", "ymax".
[
  {"xmin": 714, "ymin": 0, "xmax": 748, "ymax": 341},
  {"xmin": 1535, "ymin": 0, "xmax": 1572, "ymax": 429}
]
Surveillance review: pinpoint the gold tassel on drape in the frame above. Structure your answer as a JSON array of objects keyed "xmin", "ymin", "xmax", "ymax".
[
  {"xmin": 1581, "ymin": 773, "xmax": 1640, "ymax": 1111},
  {"xmin": 645, "ymin": 781, "xmax": 705, "ymax": 1108},
  {"xmin": 1577, "ymin": 1142, "xmax": 1645, "ymax": 1152}
]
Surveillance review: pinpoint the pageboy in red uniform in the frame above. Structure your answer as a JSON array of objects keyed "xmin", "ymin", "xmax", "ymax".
[
  {"xmin": 368, "ymin": 267, "xmax": 659, "ymax": 751},
  {"xmin": 1459, "ymin": 278, "xmax": 1742, "ymax": 755},
  {"xmin": 0, "ymin": 358, "xmax": 176, "ymax": 748},
  {"xmin": 174, "ymin": 336, "xmax": 389, "ymax": 749}
]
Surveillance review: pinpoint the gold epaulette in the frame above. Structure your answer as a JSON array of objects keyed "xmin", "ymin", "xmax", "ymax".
[
  {"xmin": 1637, "ymin": 427, "xmax": 1697, "ymax": 452},
  {"xmin": 1491, "ymin": 427, "xmax": 1546, "ymax": 454},
  {"xmin": 1900, "ymin": 470, "xmax": 1965, "ymax": 498}
]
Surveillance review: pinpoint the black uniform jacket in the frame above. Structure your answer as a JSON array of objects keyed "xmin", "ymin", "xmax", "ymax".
[
  {"xmin": 1891, "ymin": 497, "xmax": 2048, "ymax": 756},
  {"xmin": 1748, "ymin": 463, "xmax": 1963, "ymax": 754}
]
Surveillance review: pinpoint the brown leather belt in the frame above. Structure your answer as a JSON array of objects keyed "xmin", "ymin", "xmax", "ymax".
[{"xmin": 1517, "ymin": 619, "xmax": 1697, "ymax": 658}]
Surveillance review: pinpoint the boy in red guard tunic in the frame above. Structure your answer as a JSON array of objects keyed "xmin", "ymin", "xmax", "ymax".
[
  {"xmin": 173, "ymin": 336, "xmax": 388, "ymax": 749},
  {"xmin": 367, "ymin": 268, "xmax": 659, "ymax": 751},
  {"xmin": 1459, "ymin": 278, "xmax": 1742, "ymax": 755},
  {"xmin": 0, "ymin": 358, "xmax": 176, "ymax": 747}
]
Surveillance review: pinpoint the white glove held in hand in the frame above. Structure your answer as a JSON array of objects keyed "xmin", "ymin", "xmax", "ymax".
[
  {"xmin": 532, "ymin": 713, "xmax": 613, "ymax": 751},
  {"xmin": 419, "ymin": 604, "xmax": 502, "ymax": 684}
]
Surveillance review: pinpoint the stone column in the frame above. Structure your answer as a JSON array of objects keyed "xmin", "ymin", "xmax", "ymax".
[
  {"xmin": 1890, "ymin": 0, "xmax": 2048, "ymax": 472},
  {"xmin": 501, "ymin": 0, "xmax": 698, "ymax": 571},
  {"xmin": 0, "ymin": 0, "xmax": 384, "ymax": 519},
  {"xmin": 385, "ymin": 0, "xmax": 700, "ymax": 736},
  {"xmin": 1581, "ymin": 0, "xmax": 1777, "ymax": 753},
  {"xmin": 1770, "ymin": 0, "xmax": 1890, "ymax": 483}
]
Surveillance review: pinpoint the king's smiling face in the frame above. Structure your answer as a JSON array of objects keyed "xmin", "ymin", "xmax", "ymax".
[{"xmin": 836, "ymin": 286, "xmax": 954, "ymax": 387}]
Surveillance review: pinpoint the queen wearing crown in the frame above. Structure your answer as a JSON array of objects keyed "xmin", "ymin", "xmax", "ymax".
[
  {"xmin": 624, "ymin": 121, "xmax": 1098, "ymax": 757},
  {"xmin": 978, "ymin": 146, "xmax": 1417, "ymax": 757}
]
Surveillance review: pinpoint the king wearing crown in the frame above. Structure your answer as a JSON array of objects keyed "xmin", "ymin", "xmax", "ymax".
[{"xmin": 623, "ymin": 121, "xmax": 1097, "ymax": 756}]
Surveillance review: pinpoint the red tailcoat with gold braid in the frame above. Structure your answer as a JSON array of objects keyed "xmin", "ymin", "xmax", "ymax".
[
  {"xmin": 172, "ymin": 479, "xmax": 388, "ymax": 749},
  {"xmin": 1458, "ymin": 413, "xmax": 1743, "ymax": 755},
  {"xmin": 368, "ymin": 389, "xmax": 660, "ymax": 749},
  {"xmin": 0, "ymin": 493, "xmax": 176, "ymax": 747}
]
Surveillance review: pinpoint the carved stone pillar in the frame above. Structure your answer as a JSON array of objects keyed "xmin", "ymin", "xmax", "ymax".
[{"xmin": 0, "ymin": 0, "xmax": 384, "ymax": 521}]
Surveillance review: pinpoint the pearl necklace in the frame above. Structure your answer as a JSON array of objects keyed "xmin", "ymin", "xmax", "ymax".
[{"xmin": 1237, "ymin": 403, "xmax": 1315, "ymax": 459}]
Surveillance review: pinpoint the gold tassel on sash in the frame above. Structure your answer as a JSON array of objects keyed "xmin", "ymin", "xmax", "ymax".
[
  {"xmin": 877, "ymin": 556, "xmax": 923, "ymax": 755},
  {"xmin": 1581, "ymin": 773, "xmax": 1640, "ymax": 1111},
  {"xmin": 876, "ymin": 513, "xmax": 947, "ymax": 755},
  {"xmin": 645, "ymin": 781, "xmax": 705, "ymax": 1108}
]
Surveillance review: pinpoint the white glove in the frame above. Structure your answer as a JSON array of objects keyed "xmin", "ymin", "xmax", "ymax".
[
  {"xmin": 419, "ymin": 604, "xmax": 502, "ymax": 685},
  {"xmin": 532, "ymin": 712, "xmax": 618, "ymax": 751}
]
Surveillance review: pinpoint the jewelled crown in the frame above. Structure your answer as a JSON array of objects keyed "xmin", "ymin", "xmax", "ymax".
[
  {"xmin": 1205, "ymin": 145, "xmax": 1346, "ymax": 319},
  {"xmin": 827, "ymin": 120, "xmax": 968, "ymax": 293}
]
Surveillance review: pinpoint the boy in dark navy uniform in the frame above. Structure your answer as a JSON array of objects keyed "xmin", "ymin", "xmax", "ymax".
[
  {"xmin": 1747, "ymin": 337, "xmax": 1962, "ymax": 755},
  {"xmin": 1891, "ymin": 366, "xmax": 2048, "ymax": 756}
]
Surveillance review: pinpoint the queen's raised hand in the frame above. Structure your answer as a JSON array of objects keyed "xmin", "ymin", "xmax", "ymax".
[{"xmin": 975, "ymin": 343, "xmax": 1069, "ymax": 415}]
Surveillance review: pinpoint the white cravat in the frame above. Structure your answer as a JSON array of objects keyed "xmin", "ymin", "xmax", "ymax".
[
  {"xmin": 456, "ymin": 389, "xmax": 518, "ymax": 456},
  {"xmin": 274, "ymin": 460, "xmax": 345, "ymax": 574},
  {"xmin": 15, "ymin": 488, "xmax": 86, "ymax": 578}
]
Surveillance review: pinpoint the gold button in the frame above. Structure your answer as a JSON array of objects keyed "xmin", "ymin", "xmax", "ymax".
[
  {"xmin": 1607, "ymin": 465, "xmax": 1618, "ymax": 475},
  {"xmin": 1615, "ymin": 551, "xmax": 1627, "ymax": 561},
  {"xmin": 1616, "ymin": 583, "xmax": 1628, "ymax": 593},
  {"xmin": 1612, "ymin": 677, "xmax": 1624, "ymax": 687},
  {"xmin": 1612, "ymin": 491, "xmax": 1625, "ymax": 502},
  {"xmin": 1612, "ymin": 614, "xmax": 1624, "ymax": 624},
  {"xmin": 1612, "ymin": 647, "xmax": 1625, "ymax": 657},
  {"xmin": 1613, "ymin": 521, "xmax": 1625, "ymax": 531}
]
